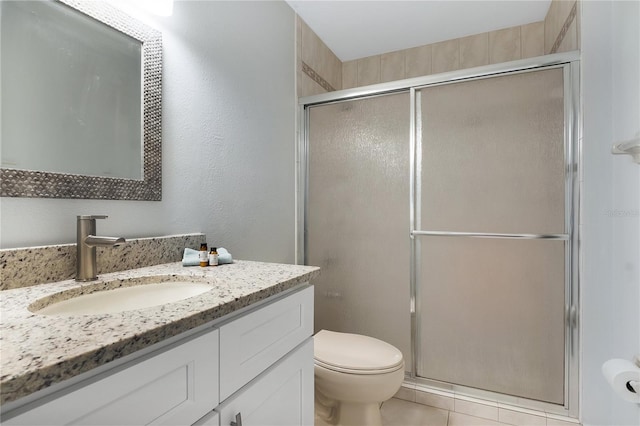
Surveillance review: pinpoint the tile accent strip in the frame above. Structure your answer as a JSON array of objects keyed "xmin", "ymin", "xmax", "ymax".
[
  {"xmin": 0, "ymin": 234, "xmax": 206, "ymax": 290},
  {"xmin": 302, "ymin": 61, "xmax": 336, "ymax": 92},
  {"xmin": 550, "ymin": 1, "xmax": 578, "ymax": 54}
]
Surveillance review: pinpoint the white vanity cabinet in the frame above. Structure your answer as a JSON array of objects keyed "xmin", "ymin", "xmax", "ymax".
[
  {"xmin": 4, "ymin": 330, "xmax": 220, "ymax": 426},
  {"xmin": 216, "ymin": 340, "xmax": 313, "ymax": 426},
  {"xmin": 3, "ymin": 285, "xmax": 314, "ymax": 426},
  {"xmin": 216, "ymin": 284, "xmax": 314, "ymax": 426}
]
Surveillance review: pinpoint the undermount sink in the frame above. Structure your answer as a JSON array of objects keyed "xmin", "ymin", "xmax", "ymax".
[{"xmin": 31, "ymin": 276, "xmax": 213, "ymax": 316}]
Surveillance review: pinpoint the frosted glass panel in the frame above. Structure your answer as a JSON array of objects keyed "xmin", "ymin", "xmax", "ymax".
[
  {"xmin": 419, "ymin": 68, "xmax": 565, "ymax": 234},
  {"xmin": 417, "ymin": 237, "xmax": 566, "ymax": 404},
  {"xmin": 416, "ymin": 68, "xmax": 568, "ymax": 404},
  {"xmin": 307, "ymin": 93, "xmax": 411, "ymax": 366}
]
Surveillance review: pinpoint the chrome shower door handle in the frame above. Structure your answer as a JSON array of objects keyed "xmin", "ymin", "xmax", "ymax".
[{"xmin": 230, "ymin": 412, "xmax": 242, "ymax": 426}]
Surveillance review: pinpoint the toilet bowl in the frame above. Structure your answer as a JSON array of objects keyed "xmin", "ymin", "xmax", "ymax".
[{"xmin": 314, "ymin": 330, "xmax": 404, "ymax": 426}]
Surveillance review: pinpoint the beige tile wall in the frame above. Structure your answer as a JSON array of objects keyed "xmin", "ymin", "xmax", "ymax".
[
  {"xmin": 521, "ymin": 21, "xmax": 546, "ymax": 58},
  {"xmin": 405, "ymin": 45, "xmax": 432, "ymax": 78},
  {"xmin": 460, "ymin": 33, "xmax": 489, "ymax": 69},
  {"xmin": 557, "ymin": 16, "xmax": 578, "ymax": 53},
  {"xmin": 381, "ymin": 50, "xmax": 405, "ymax": 83},
  {"xmin": 297, "ymin": 1, "xmax": 580, "ymax": 95},
  {"xmin": 489, "ymin": 27, "xmax": 522, "ymax": 63},
  {"xmin": 342, "ymin": 21, "xmax": 545, "ymax": 90},
  {"xmin": 544, "ymin": 0, "xmax": 579, "ymax": 54},
  {"xmin": 297, "ymin": 16, "xmax": 342, "ymax": 97}
]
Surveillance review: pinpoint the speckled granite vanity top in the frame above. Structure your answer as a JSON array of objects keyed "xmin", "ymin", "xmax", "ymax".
[{"xmin": 0, "ymin": 260, "xmax": 320, "ymax": 405}]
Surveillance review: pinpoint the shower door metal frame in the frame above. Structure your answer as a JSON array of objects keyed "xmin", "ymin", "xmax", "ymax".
[{"xmin": 298, "ymin": 51, "xmax": 580, "ymax": 418}]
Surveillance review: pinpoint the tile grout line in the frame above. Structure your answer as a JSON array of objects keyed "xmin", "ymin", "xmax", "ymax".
[{"xmin": 409, "ymin": 384, "xmax": 580, "ymax": 424}]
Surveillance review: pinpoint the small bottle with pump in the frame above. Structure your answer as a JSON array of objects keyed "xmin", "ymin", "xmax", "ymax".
[
  {"xmin": 209, "ymin": 247, "xmax": 219, "ymax": 267},
  {"xmin": 199, "ymin": 243, "xmax": 209, "ymax": 267}
]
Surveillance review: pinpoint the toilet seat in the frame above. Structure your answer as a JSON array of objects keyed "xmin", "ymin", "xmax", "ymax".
[
  {"xmin": 314, "ymin": 330, "xmax": 404, "ymax": 375},
  {"xmin": 315, "ymin": 359, "xmax": 403, "ymax": 375}
]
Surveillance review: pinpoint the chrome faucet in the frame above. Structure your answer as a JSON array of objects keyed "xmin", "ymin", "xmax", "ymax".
[{"xmin": 76, "ymin": 215, "xmax": 126, "ymax": 281}]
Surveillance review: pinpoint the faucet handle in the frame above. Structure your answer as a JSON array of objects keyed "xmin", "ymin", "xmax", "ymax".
[{"xmin": 77, "ymin": 215, "xmax": 108, "ymax": 220}]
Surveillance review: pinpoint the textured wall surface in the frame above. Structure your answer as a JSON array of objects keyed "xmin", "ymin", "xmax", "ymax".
[
  {"xmin": 0, "ymin": 2, "xmax": 297, "ymax": 264},
  {"xmin": 581, "ymin": 1, "xmax": 640, "ymax": 425}
]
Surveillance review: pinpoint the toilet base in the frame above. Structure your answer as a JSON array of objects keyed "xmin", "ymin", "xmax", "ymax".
[{"xmin": 315, "ymin": 398, "xmax": 383, "ymax": 426}]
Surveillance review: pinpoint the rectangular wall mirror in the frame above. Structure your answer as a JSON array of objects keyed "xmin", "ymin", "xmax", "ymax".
[{"xmin": 0, "ymin": 0, "xmax": 162, "ymax": 200}]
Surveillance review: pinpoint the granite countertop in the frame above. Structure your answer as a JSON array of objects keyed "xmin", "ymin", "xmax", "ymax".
[{"xmin": 0, "ymin": 260, "xmax": 320, "ymax": 406}]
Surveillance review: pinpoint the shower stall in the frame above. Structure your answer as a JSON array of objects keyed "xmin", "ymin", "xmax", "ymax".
[{"xmin": 298, "ymin": 52, "xmax": 580, "ymax": 416}]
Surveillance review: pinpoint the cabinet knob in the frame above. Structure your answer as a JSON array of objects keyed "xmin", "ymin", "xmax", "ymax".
[{"xmin": 230, "ymin": 412, "xmax": 242, "ymax": 426}]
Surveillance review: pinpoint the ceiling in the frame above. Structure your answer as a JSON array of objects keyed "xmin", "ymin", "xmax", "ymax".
[{"xmin": 286, "ymin": 1, "xmax": 552, "ymax": 62}]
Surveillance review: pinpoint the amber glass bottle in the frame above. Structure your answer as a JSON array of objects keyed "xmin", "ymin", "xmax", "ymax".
[
  {"xmin": 199, "ymin": 243, "xmax": 208, "ymax": 267},
  {"xmin": 209, "ymin": 247, "xmax": 219, "ymax": 266}
]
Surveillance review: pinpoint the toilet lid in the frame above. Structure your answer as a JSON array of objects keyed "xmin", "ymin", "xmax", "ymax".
[{"xmin": 314, "ymin": 330, "xmax": 404, "ymax": 374}]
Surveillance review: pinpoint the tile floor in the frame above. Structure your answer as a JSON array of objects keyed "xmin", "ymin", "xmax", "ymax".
[
  {"xmin": 381, "ymin": 398, "xmax": 448, "ymax": 425},
  {"xmin": 316, "ymin": 388, "xmax": 580, "ymax": 426},
  {"xmin": 389, "ymin": 386, "xmax": 580, "ymax": 426},
  {"xmin": 380, "ymin": 398, "xmax": 578, "ymax": 426},
  {"xmin": 382, "ymin": 398, "xmax": 493, "ymax": 426}
]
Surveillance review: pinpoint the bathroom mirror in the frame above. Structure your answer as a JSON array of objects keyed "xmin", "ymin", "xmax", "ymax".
[{"xmin": 0, "ymin": 0, "xmax": 162, "ymax": 200}]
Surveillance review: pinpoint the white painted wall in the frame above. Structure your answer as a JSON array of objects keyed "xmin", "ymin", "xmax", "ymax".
[
  {"xmin": 581, "ymin": 1, "xmax": 640, "ymax": 425},
  {"xmin": 0, "ymin": 1, "xmax": 297, "ymax": 264}
]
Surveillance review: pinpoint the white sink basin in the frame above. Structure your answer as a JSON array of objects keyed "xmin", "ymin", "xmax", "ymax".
[{"xmin": 33, "ymin": 279, "xmax": 212, "ymax": 316}]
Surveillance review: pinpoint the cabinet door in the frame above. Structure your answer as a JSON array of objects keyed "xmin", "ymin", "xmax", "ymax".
[
  {"xmin": 218, "ymin": 339, "xmax": 313, "ymax": 426},
  {"xmin": 219, "ymin": 286, "xmax": 313, "ymax": 400},
  {"xmin": 5, "ymin": 330, "xmax": 219, "ymax": 426}
]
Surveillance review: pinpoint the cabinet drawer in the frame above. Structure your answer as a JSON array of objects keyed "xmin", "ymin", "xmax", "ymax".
[
  {"xmin": 219, "ymin": 286, "xmax": 313, "ymax": 400},
  {"xmin": 5, "ymin": 329, "xmax": 219, "ymax": 426},
  {"xmin": 218, "ymin": 339, "xmax": 314, "ymax": 426}
]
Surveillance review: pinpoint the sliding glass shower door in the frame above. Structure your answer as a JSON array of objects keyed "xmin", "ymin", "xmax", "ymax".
[
  {"xmin": 302, "ymin": 57, "xmax": 578, "ymax": 411},
  {"xmin": 306, "ymin": 92, "xmax": 412, "ymax": 366},
  {"xmin": 414, "ymin": 68, "xmax": 568, "ymax": 404}
]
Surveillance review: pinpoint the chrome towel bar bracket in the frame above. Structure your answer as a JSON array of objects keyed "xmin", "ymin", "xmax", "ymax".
[{"xmin": 612, "ymin": 137, "xmax": 640, "ymax": 164}]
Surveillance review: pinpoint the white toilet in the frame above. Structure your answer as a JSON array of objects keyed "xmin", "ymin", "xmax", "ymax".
[{"xmin": 313, "ymin": 330, "xmax": 405, "ymax": 426}]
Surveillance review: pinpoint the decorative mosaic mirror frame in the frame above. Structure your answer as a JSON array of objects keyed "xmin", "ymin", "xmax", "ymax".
[{"xmin": 0, "ymin": 0, "xmax": 162, "ymax": 201}]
